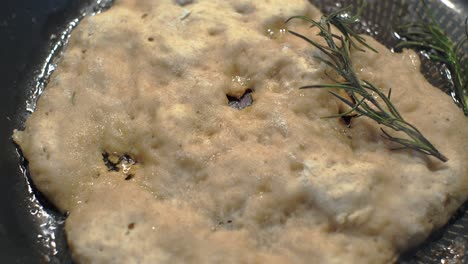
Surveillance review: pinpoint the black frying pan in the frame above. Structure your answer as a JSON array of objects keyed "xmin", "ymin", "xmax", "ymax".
[
  {"xmin": 0, "ymin": 0, "xmax": 466, "ymax": 263},
  {"xmin": 0, "ymin": 1, "xmax": 95, "ymax": 262}
]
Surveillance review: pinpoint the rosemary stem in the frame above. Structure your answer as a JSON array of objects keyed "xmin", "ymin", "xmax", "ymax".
[{"xmin": 287, "ymin": 5, "xmax": 448, "ymax": 162}]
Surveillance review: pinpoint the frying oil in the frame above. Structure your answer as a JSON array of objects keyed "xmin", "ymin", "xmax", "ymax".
[{"xmin": 17, "ymin": 0, "xmax": 114, "ymax": 261}]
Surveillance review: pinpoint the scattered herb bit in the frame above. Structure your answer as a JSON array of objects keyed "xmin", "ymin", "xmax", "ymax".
[
  {"xmin": 71, "ymin": 91, "xmax": 76, "ymax": 105},
  {"xmin": 395, "ymin": 0, "xmax": 468, "ymax": 116},
  {"xmin": 286, "ymin": 5, "xmax": 448, "ymax": 162}
]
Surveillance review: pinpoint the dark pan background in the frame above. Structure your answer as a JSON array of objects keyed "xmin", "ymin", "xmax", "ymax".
[
  {"xmin": 0, "ymin": 0, "xmax": 466, "ymax": 263},
  {"xmin": 0, "ymin": 1, "xmax": 95, "ymax": 263}
]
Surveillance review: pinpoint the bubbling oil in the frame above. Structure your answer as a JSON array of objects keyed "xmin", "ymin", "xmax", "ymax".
[{"xmin": 17, "ymin": 0, "xmax": 114, "ymax": 261}]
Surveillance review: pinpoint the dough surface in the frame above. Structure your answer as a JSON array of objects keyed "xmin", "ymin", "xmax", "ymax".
[{"xmin": 13, "ymin": 0, "xmax": 468, "ymax": 263}]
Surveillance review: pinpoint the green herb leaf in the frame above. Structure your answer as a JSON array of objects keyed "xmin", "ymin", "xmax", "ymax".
[
  {"xmin": 396, "ymin": 0, "xmax": 468, "ymax": 116},
  {"xmin": 286, "ymin": 5, "xmax": 448, "ymax": 162}
]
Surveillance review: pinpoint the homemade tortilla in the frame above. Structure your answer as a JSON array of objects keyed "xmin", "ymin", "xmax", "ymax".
[{"xmin": 13, "ymin": 0, "xmax": 468, "ymax": 263}]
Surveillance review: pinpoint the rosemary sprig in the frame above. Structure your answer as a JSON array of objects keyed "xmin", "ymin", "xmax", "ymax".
[
  {"xmin": 395, "ymin": 1, "xmax": 468, "ymax": 116},
  {"xmin": 286, "ymin": 6, "xmax": 448, "ymax": 162}
]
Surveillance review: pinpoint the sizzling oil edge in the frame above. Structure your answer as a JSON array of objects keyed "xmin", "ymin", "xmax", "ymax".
[
  {"xmin": 16, "ymin": 0, "xmax": 467, "ymax": 263},
  {"xmin": 16, "ymin": 0, "xmax": 114, "ymax": 262}
]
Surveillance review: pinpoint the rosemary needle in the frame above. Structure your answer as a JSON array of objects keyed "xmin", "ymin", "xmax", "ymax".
[
  {"xmin": 286, "ymin": 6, "xmax": 448, "ymax": 162},
  {"xmin": 396, "ymin": 1, "xmax": 468, "ymax": 116}
]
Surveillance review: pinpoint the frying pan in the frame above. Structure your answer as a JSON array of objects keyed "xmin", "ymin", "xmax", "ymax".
[{"xmin": 0, "ymin": 0, "xmax": 466, "ymax": 263}]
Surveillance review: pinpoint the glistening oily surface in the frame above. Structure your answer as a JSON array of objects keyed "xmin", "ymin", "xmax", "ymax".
[{"xmin": 12, "ymin": 0, "xmax": 468, "ymax": 263}]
